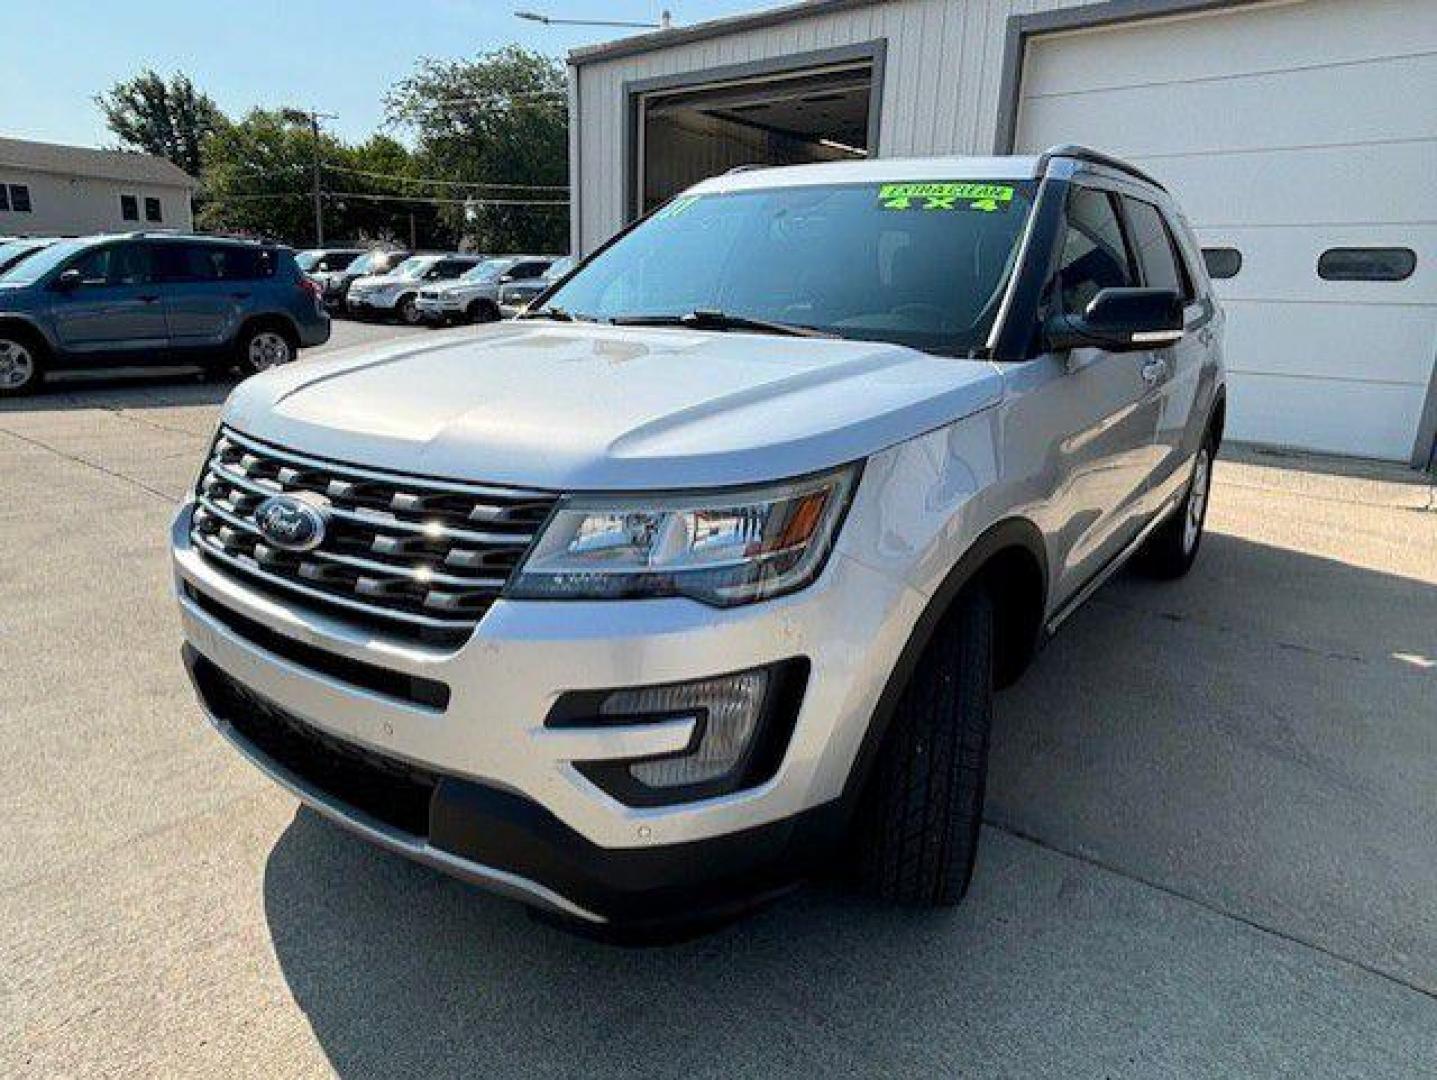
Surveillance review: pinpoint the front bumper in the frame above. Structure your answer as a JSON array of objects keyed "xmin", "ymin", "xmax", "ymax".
[
  {"xmin": 345, "ymin": 292, "xmax": 398, "ymax": 314},
  {"xmin": 172, "ymin": 497, "xmax": 923, "ymax": 922},
  {"xmin": 415, "ymin": 296, "xmax": 464, "ymax": 320}
]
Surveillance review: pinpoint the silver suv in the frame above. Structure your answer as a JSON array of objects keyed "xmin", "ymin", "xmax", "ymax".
[{"xmin": 172, "ymin": 147, "xmax": 1224, "ymax": 935}]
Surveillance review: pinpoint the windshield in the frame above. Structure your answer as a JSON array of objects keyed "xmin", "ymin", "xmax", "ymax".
[
  {"xmin": 0, "ymin": 240, "xmax": 48, "ymax": 274},
  {"xmin": 347, "ymin": 250, "xmax": 400, "ymax": 275},
  {"xmin": 460, "ymin": 259, "xmax": 512, "ymax": 283},
  {"xmin": 392, "ymin": 256, "xmax": 439, "ymax": 280},
  {"xmin": 0, "ymin": 238, "xmax": 89, "ymax": 284},
  {"xmin": 541, "ymin": 180, "xmax": 1036, "ymax": 355},
  {"xmin": 543, "ymin": 256, "xmax": 575, "ymax": 281}
]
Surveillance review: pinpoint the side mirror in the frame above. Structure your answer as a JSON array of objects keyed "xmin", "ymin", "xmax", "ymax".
[
  {"xmin": 1046, "ymin": 287, "xmax": 1183, "ymax": 354},
  {"xmin": 54, "ymin": 268, "xmax": 83, "ymax": 292}
]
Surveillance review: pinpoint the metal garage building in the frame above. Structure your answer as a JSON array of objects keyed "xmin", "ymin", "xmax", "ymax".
[{"xmin": 567, "ymin": 0, "xmax": 1437, "ymax": 467}]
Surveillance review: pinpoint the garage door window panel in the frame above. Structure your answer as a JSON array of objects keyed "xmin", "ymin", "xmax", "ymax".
[
  {"xmin": 1317, "ymin": 248, "xmax": 1416, "ymax": 283},
  {"xmin": 1202, "ymin": 248, "xmax": 1242, "ymax": 280}
]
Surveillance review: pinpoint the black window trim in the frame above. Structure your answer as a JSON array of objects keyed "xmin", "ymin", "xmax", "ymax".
[{"xmin": 1317, "ymin": 246, "xmax": 1416, "ymax": 283}]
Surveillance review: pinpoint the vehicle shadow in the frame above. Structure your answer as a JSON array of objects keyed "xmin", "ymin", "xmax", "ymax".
[
  {"xmin": 261, "ymin": 531, "xmax": 1437, "ymax": 1077},
  {"xmin": 0, "ymin": 369, "xmax": 235, "ymax": 413}
]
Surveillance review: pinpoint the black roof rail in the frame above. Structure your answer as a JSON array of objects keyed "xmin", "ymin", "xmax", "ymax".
[{"xmin": 1037, "ymin": 144, "xmax": 1167, "ymax": 192}]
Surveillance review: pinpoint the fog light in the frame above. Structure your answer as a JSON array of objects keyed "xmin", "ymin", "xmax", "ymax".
[
  {"xmin": 549, "ymin": 660, "xmax": 808, "ymax": 807},
  {"xmin": 602, "ymin": 670, "xmax": 769, "ymax": 788}
]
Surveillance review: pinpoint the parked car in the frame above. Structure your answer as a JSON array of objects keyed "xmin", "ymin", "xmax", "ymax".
[
  {"xmin": 172, "ymin": 147, "xmax": 1224, "ymax": 934},
  {"xmin": 315, "ymin": 248, "xmax": 410, "ymax": 313},
  {"xmin": 498, "ymin": 255, "xmax": 575, "ymax": 318},
  {"xmin": 346, "ymin": 254, "xmax": 482, "ymax": 324},
  {"xmin": 0, "ymin": 237, "xmax": 55, "ymax": 276},
  {"xmin": 294, "ymin": 248, "xmax": 365, "ymax": 279},
  {"xmin": 416, "ymin": 255, "xmax": 557, "ymax": 325},
  {"xmin": 0, "ymin": 233, "xmax": 330, "ymax": 396}
]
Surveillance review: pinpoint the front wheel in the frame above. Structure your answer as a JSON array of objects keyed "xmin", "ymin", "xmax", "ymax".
[
  {"xmin": 1135, "ymin": 435, "xmax": 1215, "ymax": 579},
  {"xmin": 396, "ymin": 294, "xmax": 422, "ymax": 325},
  {"xmin": 852, "ymin": 587, "xmax": 994, "ymax": 906},
  {"xmin": 235, "ymin": 325, "xmax": 295, "ymax": 377},
  {"xmin": 0, "ymin": 331, "xmax": 46, "ymax": 397}
]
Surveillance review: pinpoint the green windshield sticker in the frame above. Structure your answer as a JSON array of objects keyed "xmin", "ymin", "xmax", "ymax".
[
  {"xmin": 878, "ymin": 182, "xmax": 1015, "ymax": 212},
  {"xmin": 658, "ymin": 195, "xmax": 702, "ymax": 219}
]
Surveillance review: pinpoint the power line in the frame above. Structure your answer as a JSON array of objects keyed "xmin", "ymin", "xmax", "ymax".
[{"xmin": 321, "ymin": 163, "xmax": 567, "ymax": 191}]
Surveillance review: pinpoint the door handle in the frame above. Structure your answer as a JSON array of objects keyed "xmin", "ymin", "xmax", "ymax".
[
  {"xmin": 137, "ymin": 294, "xmax": 161, "ymax": 303},
  {"xmin": 230, "ymin": 291, "xmax": 252, "ymax": 300},
  {"xmin": 1141, "ymin": 358, "xmax": 1169, "ymax": 385}
]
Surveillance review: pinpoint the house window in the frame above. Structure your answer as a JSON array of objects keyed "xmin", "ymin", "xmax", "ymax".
[
  {"xmin": 121, "ymin": 194, "xmax": 139, "ymax": 221},
  {"xmin": 0, "ymin": 185, "xmax": 8, "ymax": 212},
  {"xmin": 8, "ymin": 184, "xmax": 31, "ymax": 212},
  {"xmin": 1318, "ymin": 247, "xmax": 1415, "ymax": 282},
  {"xmin": 144, "ymin": 197, "xmax": 163, "ymax": 223},
  {"xmin": 1201, "ymin": 247, "xmax": 1242, "ymax": 280}
]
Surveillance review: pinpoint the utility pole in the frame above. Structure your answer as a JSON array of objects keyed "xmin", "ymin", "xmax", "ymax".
[{"xmin": 283, "ymin": 107, "xmax": 338, "ymax": 245}]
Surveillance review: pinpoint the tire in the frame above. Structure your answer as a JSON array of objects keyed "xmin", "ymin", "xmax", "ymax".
[
  {"xmin": 852, "ymin": 586, "xmax": 995, "ymax": 906},
  {"xmin": 1135, "ymin": 432, "xmax": 1216, "ymax": 580},
  {"xmin": 235, "ymin": 323, "xmax": 296, "ymax": 377},
  {"xmin": 470, "ymin": 300, "xmax": 499, "ymax": 324},
  {"xmin": 396, "ymin": 294, "xmax": 422, "ymax": 326},
  {"xmin": 0, "ymin": 328, "xmax": 46, "ymax": 397}
]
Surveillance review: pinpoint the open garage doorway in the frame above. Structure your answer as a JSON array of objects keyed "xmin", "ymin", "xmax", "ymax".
[{"xmin": 628, "ymin": 45, "xmax": 884, "ymax": 218}]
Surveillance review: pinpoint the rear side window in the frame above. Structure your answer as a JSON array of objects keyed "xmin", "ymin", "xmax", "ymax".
[
  {"xmin": 1318, "ymin": 247, "xmax": 1415, "ymax": 282},
  {"xmin": 69, "ymin": 242, "xmax": 153, "ymax": 286},
  {"xmin": 1053, "ymin": 187, "xmax": 1135, "ymax": 315},
  {"xmin": 1123, "ymin": 197, "xmax": 1192, "ymax": 300},
  {"xmin": 509, "ymin": 261, "xmax": 550, "ymax": 280},
  {"xmin": 158, "ymin": 243, "xmax": 274, "ymax": 281}
]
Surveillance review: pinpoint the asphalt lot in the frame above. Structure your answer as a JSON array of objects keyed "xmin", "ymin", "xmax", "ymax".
[{"xmin": 2, "ymin": 323, "xmax": 1435, "ymax": 1077}]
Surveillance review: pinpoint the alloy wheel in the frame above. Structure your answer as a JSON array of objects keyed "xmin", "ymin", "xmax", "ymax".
[{"xmin": 0, "ymin": 339, "xmax": 35, "ymax": 391}]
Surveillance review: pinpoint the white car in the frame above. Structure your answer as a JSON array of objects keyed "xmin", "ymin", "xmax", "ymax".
[
  {"xmin": 346, "ymin": 254, "xmax": 482, "ymax": 324},
  {"xmin": 173, "ymin": 147, "xmax": 1224, "ymax": 936},
  {"xmin": 415, "ymin": 256, "xmax": 559, "ymax": 325}
]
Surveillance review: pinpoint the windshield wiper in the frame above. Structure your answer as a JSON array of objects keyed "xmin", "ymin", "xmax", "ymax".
[
  {"xmin": 608, "ymin": 309, "xmax": 836, "ymax": 339},
  {"xmin": 519, "ymin": 306, "xmax": 576, "ymax": 322}
]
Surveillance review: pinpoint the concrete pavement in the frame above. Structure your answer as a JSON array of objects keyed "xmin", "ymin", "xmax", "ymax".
[{"xmin": 1, "ymin": 338, "xmax": 1434, "ymax": 1077}]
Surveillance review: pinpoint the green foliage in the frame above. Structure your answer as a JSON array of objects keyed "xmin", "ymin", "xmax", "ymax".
[
  {"xmin": 95, "ymin": 70, "xmax": 221, "ymax": 178},
  {"xmin": 385, "ymin": 45, "xmax": 569, "ymax": 254},
  {"xmin": 196, "ymin": 112, "xmax": 444, "ymax": 247},
  {"xmin": 97, "ymin": 47, "xmax": 570, "ymax": 252}
]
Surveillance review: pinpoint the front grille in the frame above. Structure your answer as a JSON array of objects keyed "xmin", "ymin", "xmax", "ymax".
[{"xmin": 191, "ymin": 427, "xmax": 557, "ymax": 645}]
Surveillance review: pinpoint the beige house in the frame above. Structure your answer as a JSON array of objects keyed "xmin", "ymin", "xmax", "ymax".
[{"xmin": 0, "ymin": 136, "xmax": 196, "ymax": 237}]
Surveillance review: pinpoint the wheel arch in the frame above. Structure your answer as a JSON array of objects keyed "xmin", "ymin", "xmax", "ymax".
[
  {"xmin": 235, "ymin": 312, "xmax": 299, "ymax": 351},
  {"xmin": 0, "ymin": 315, "xmax": 54, "ymax": 355},
  {"xmin": 838, "ymin": 516, "xmax": 1049, "ymax": 816}
]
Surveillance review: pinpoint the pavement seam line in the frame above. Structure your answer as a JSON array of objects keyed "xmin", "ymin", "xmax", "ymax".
[
  {"xmin": 986, "ymin": 818, "xmax": 1437, "ymax": 1004},
  {"xmin": 0, "ymin": 423, "xmax": 181, "ymax": 505}
]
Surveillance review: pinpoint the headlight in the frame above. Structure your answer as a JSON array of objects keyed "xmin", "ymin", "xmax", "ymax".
[{"xmin": 508, "ymin": 465, "xmax": 860, "ymax": 606}]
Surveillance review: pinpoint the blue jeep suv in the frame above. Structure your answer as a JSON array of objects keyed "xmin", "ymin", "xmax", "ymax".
[{"xmin": 0, "ymin": 233, "xmax": 330, "ymax": 396}]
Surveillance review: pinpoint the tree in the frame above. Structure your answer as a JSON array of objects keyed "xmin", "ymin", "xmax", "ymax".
[
  {"xmin": 96, "ymin": 71, "xmax": 222, "ymax": 178},
  {"xmin": 385, "ymin": 46, "xmax": 569, "ymax": 253},
  {"xmin": 197, "ymin": 110, "xmax": 444, "ymax": 247}
]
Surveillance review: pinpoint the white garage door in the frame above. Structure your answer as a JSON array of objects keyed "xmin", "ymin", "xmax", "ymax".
[{"xmin": 1015, "ymin": 0, "xmax": 1437, "ymax": 463}]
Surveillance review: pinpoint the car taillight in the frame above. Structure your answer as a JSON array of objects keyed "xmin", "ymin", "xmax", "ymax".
[{"xmin": 297, "ymin": 276, "xmax": 322, "ymax": 299}]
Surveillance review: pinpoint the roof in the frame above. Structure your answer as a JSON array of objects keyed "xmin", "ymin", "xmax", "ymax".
[
  {"xmin": 0, "ymin": 137, "xmax": 197, "ymax": 188},
  {"xmin": 687, "ymin": 155, "xmax": 1046, "ymax": 195},
  {"xmin": 568, "ymin": 0, "xmax": 884, "ymax": 66}
]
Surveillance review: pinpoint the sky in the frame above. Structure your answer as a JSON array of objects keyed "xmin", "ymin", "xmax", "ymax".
[{"xmin": 0, "ymin": 0, "xmax": 764, "ymax": 149}]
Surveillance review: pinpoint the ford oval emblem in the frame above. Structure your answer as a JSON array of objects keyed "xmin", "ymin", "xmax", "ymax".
[{"xmin": 254, "ymin": 494, "xmax": 328, "ymax": 552}]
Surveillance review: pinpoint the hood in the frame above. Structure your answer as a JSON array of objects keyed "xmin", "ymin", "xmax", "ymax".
[
  {"xmin": 222, "ymin": 323, "xmax": 1003, "ymax": 490},
  {"xmin": 349, "ymin": 272, "xmax": 407, "ymax": 289}
]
